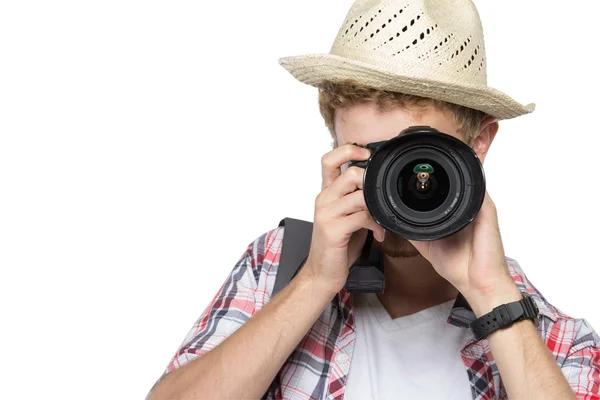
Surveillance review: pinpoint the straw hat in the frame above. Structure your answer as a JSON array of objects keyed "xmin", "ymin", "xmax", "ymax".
[{"xmin": 278, "ymin": 0, "xmax": 535, "ymax": 120}]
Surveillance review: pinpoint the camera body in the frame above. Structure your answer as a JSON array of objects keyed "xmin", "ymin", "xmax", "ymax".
[{"xmin": 350, "ymin": 126, "xmax": 485, "ymax": 241}]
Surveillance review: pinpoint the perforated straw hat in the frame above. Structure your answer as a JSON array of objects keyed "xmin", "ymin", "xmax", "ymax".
[{"xmin": 279, "ymin": 0, "xmax": 535, "ymax": 120}]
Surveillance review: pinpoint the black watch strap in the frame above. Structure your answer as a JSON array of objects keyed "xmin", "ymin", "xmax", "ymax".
[{"xmin": 470, "ymin": 292, "xmax": 539, "ymax": 341}]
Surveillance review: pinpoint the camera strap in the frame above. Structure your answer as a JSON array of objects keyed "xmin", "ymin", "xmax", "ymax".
[{"xmin": 273, "ymin": 217, "xmax": 477, "ymax": 328}]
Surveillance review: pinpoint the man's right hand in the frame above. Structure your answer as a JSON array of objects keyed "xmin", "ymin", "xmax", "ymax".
[
  {"xmin": 303, "ymin": 144, "xmax": 386, "ymax": 296},
  {"xmin": 147, "ymin": 144, "xmax": 386, "ymax": 400}
]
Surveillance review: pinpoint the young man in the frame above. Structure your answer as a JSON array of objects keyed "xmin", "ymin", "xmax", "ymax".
[{"xmin": 147, "ymin": 0, "xmax": 600, "ymax": 399}]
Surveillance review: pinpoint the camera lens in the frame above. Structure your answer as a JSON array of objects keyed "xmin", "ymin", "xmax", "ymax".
[
  {"xmin": 360, "ymin": 127, "xmax": 485, "ymax": 240},
  {"xmin": 397, "ymin": 159, "xmax": 449, "ymax": 212}
]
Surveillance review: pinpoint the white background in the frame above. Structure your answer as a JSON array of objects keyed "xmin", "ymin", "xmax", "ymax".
[{"xmin": 1, "ymin": 1, "xmax": 599, "ymax": 399}]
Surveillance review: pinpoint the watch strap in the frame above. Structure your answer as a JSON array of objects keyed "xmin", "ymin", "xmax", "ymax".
[{"xmin": 470, "ymin": 293, "xmax": 539, "ymax": 341}]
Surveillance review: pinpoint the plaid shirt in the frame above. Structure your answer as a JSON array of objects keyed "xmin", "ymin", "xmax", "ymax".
[{"xmin": 158, "ymin": 226, "xmax": 600, "ymax": 399}]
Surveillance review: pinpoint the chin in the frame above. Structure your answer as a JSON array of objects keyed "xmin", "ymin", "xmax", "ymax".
[{"xmin": 374, "ymin": 231, "xmax": 421, "ymax": 258}]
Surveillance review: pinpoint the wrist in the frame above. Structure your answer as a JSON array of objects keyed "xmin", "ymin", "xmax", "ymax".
[
  {"xmin": 463, "ymin": 277, "xmax": 523, "ymax": 318},
  {"xmin": 295, "ymin": 262, "xmax": 343, "ymax": 300}
]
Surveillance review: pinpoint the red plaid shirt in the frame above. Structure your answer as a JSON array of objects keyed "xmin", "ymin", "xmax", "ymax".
[{"xmin": 157, "ymin": 226, "xmax": 600, "ymax": 399}]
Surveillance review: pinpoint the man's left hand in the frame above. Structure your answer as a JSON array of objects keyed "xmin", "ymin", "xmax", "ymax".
[{"xmin": 408, "ymin": 191, "xmax": 522, "ymax": 316}]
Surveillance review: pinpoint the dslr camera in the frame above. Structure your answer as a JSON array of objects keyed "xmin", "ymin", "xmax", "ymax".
[
  {"xmin": 344, "ymin": 125, "xmax": 484, "ymax": 320},
  {"xmin": 349, "ymin": 125, "xmax": 485, "ymax": 241}
]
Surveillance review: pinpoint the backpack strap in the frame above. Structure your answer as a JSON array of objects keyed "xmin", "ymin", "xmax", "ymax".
[
  {"xmin": 272, "ymin": 218, "xmax": 313, "ymax": 297},
  {"xmin": 273, "ymin": 217, "xmax": 386, "ymax": 297}
]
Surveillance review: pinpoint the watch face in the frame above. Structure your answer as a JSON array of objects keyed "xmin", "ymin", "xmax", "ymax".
[{"xmin": 523, "ymin": 292, "xmax": 541, "ymax": 328}]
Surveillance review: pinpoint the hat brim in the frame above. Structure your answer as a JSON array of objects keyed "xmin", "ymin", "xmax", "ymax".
[{"xmin": 279, "ymin": 54, "xmax": 535, "ymax": 120}]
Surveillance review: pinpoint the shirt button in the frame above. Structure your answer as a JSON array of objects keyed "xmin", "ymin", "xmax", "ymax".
[{"xmin": 335, "ymin": 352, "xmax": 350, "ymax": 364}]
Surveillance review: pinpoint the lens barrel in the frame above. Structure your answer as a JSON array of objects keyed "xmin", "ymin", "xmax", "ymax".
[{"xmin": 357, "ymin": 126, "xmax": 485, "ymax": 241}]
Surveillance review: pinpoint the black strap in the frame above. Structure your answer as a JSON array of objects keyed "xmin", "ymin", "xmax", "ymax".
[
  {"xmin": 447, "ymin": 292, "xmax": 476, "ymax": 328},
  {"xmin": 272, "ymin": 218, "xmax": 313, "ymax": 297},
  {"xmin": 344, "ymin": 230, "xmax": 385, "ymax": 293},
  {"xmin": 469, "ymin": 292, "xmax": 538, "ymax": 340}
]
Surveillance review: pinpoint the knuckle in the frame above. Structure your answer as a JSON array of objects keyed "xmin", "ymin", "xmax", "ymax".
[
  {"xmin": 343, "ymin": 144, "xmax": 355, "ymax": 158},
  {"xmin": 321, "ymin": 153, "xmax": 334, "ymax": 169},
  {"xmin": 348, "ymin": 166, "xmax": 364, "ymax": 180},
  {"xmin": 315, "ymin": 192, "xmax": 326, "ymax": 208},
  {"xmin": 315, "ymin": 191, "xmax": 324, "ymax": 203}
]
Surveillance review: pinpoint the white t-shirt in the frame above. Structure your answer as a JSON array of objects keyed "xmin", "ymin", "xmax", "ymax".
[{"xmin": 344, "ymin": 293, "xmax": 474, "ymax": 400}]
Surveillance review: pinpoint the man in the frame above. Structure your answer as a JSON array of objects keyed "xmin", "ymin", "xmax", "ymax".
[{"xmin": 147, "ymin": 0, "xmax": 600, "ymax": 398}]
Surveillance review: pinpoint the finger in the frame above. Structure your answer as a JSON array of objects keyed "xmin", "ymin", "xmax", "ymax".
[
  {"xmin": 319, "ymin": 166, "xmax": 365, "ymax": 206},
  {"xmin": 321, "ymin": 144, "xmax": 370, "ymax": 190},
  {"xmin": 473, "ymin": 191, "xmax": 499, "ymax": 232},
  {"xmin": 323, "ymin": 189, "xmax": 367, "ymax": 218},
  {"xmin": 339, "ymin": 210, "xmax": 384, "ymax": 239}
]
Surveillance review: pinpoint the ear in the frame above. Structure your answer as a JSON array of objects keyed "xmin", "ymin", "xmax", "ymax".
[{"xmin": 473, "ymin": 115, "xmax": 499, "ymax": 164}]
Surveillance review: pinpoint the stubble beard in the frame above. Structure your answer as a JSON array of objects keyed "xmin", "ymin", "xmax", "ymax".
[{"xmin": 373, "ymin": 230, "xmax": 421, "ymax": 259}]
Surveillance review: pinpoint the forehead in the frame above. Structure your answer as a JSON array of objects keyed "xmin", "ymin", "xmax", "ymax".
[{"xmin": 334, "ymin": 101, "xmax": 462, "ymax": 146}]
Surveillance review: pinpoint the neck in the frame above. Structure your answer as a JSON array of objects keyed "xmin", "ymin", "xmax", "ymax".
[{"xmin": 377, "ymin": 254, "xmax": 458, "ymax": 319}]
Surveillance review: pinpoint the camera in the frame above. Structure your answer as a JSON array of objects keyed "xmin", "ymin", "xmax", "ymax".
[{"xmin": 349, "ymin": 126, "xmax": 485, "ymax": 241}]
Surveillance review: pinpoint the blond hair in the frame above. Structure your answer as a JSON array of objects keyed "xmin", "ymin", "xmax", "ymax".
[{"xmin": 318, "ymin": 79, "xmax": 487, "ymax": 147}]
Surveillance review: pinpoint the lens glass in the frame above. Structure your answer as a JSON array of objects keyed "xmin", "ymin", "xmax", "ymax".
[{"xmin": 397, "ymin": 159, "xmax": 449, "ymax": 212}]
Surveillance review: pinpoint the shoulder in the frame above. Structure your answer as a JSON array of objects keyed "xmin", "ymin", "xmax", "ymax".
[
  {"xmin": 238, "ymin": 226, "xmax": 285, "ymax": 305},
  {"xmin": 506, "ymin": 257, "xmax": 600, "ymax": 359},
  {"xmin": 245, "ymin": 226, "xmax": 285, "ymax": 278}
]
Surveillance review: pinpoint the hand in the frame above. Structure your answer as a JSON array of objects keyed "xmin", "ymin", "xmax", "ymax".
[
  {"xmin": 302, "ymin": 144, "xmax": 385, "ymax": 295},
  {"xmin": 408, "ymin": 191, "xmax": 522, "ymax": 316}
]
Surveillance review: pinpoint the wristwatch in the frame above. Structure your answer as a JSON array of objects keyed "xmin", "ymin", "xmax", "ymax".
[{"xmin": 470, "ymin": 291, "xmax": 540, "ymax": 341}]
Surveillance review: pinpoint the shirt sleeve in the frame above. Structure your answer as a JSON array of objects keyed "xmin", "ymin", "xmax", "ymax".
[
  {"xmin": 160, "ymin": 227, "xmax": 283, "ymax": 377},
  {"xmin": 560, "ymin": 318, "xmax": 600, "ymax": 399}
]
